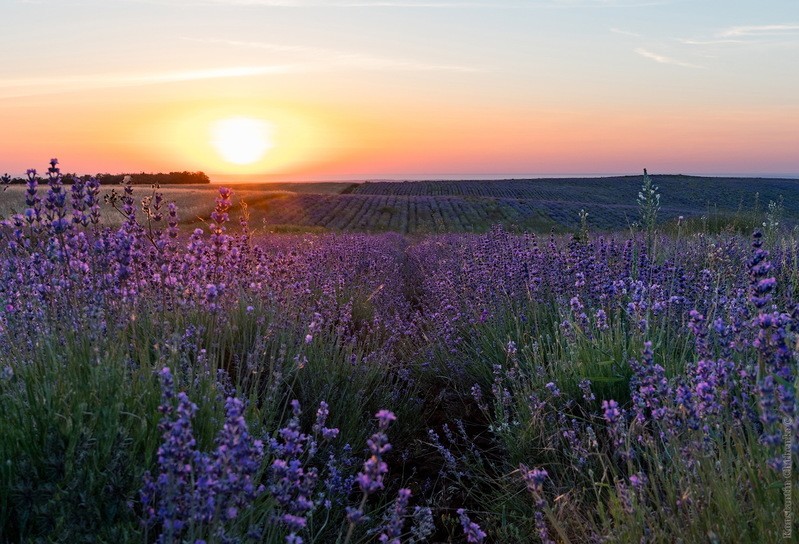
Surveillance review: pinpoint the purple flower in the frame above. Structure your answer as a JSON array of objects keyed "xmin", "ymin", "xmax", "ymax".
[
  {"xmin": 140, "ymin": 368, "xmax": 264, "ymax": 541},
  {"xmin": 545, "ymin": 382, "xmax": 561, "ymax": 397},
  {"xmin": 457, "ymin": 508, "xmax": 486, "ymax": 543},
  {"xmin": 346, "ymin": 506, "xmax": 365, "ymax": 524},
  {"xmin": 269, "ymin": 402, "xmax": 318, "ymax": 539},
  {"xmin": 629, "ymin": 472, "xmax": 648, "ymax": 491},
  {"xmin": 379, "ymin": 488, "xmax": 412, "ymax": 543},
  {"xmin": 506, "ymin": 340, "xmax": 517, "ymax": 356},
  {"xmin": 629, "ymin": 342, "xmax": 671, "ymax": 428},
  {"xmin": 578, "ymin": 379, "xmax": 595, "ymax": 403},
  {"xmin": 375, "ymin": 409, "xmax": 397, "ymax": 430},
  {"xmin": 520, "ymin": 465, "xmax": 548, "ymax": 494},
  {"xmin": 602, "ymin": 399, "xmax": 632, "ymax": 460},
  {"xmin": 291, "ymin": 399, "xmax": 302, "ymax": 417},
  {"xmin": 313, "ymin": 401, "xmax": 340, "ymax": 441},
  {"xmin": 355, "ymin": 410, "xmax": 396, "ymax": 495},
  {"xmin": 594, "ymin": 308, "xmax": 608, "ymax": 330}
]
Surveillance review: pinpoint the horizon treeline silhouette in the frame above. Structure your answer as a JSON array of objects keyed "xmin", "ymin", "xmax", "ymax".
[{"xmin": 2, "ymin": 170, "xmax": 211, "ymax": 185}]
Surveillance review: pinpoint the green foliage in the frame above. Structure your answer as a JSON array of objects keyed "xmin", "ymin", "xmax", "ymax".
[
  {"xmin": 418, "ymin": 297, "xmax": 792, "ymax": 543},
  {"xmin": 0, "ymin": 331, "xmax": 161, "ymax": 542},
  {"xmin": 0, "ymin": 283, "xmax": 427, "ymax": 542}
]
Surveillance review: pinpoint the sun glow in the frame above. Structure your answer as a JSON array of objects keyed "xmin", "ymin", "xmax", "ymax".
[{"xmin": 210, "ymin": 117, "xmax": 273, "ymax": 165}]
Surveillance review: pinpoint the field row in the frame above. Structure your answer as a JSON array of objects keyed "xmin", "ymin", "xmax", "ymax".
[
  {"xmin": 352, "ymin": 176, "xmax": 799, "ymax": 216},
  {"xmin": 238, "ymin": 193, "xmax": 652, "ymax": 233},
  {"xmin": 4, "ymin": 175, "xmax": 796, "ymax": 234}
]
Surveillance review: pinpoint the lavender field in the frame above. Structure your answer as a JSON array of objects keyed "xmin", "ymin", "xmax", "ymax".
[
  {"xmin": 1, "ymin": 162, "xmax": 798, "ymax": 543},
  {"xmin": 5, "ymin": 175, "xmax": 796, "ymax": 236}
]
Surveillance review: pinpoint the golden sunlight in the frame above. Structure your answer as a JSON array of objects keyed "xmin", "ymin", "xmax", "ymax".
[{"xmin": 210, "ymin": 117, "xmax": 274, "ymax": 165}]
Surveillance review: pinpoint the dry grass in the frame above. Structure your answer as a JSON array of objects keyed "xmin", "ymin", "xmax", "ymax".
[{"xmin": 0, "ymin": 182, "xmax": 358, "ymax": 228}]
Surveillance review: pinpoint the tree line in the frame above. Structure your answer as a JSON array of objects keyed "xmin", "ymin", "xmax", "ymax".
[{"xmin": 2, "ymin": 171, "xmax": 211, "ymax": 185}]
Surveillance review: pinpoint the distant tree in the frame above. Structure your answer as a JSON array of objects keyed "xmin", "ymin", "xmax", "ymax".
[
  {"xmin": 1, "ymin": 174, "xmax": 25, "ymax": 185},
  {"xmin": 96, "ymin": 171, "xmax": 211, "ymax": 185}
]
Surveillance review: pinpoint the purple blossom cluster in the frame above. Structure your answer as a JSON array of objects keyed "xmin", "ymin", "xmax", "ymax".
[
  {"xmin": 345, "ymin": 409, "xmax": 397, "ymax": 536},
  {"xmin": 0, "ymin": 161, "xmax": 419, "ymax": 368},
  {"xmin": 267, "ymin": 399, "xmax": 343, "ymax": 543},
  {"xmin": 456, "ymin": 508, "xmax": 487, "ymax": 543},
  {"xmin": 415, "ymin": 227, "xmax": 797, "ymax": 541},
  {"xmin": 520, "ymin": 466, "xmax": 553, "ymax": 544},
  {"xmin": 140, "ymin": 367, "xmax": 265, "ymax": 542},
  {"xmin": 140, "ymin": 375, "xmax": 416, "ymax": 543}
]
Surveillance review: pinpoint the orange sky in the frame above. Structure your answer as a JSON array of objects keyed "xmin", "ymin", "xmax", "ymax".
[{"xmin": 2, "ymin": 1, "xmax": 798, "ymax": 180}]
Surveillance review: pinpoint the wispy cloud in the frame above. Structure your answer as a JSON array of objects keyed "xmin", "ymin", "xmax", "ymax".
[
  {"xmin": 130, "ymin": 0, "xmax": 497, "ymax": 6},
  {"xmin": 214, "ymin": 1, "xmax": 488, "ymax": 5},
  {"xmin": 129, "ymin": 0, "xmax": 669, "ymax": 7},
  {"xmin": 182, "ymin": 37, "xmax": 480, "ymax": 72},
  {"xmin": 0, "ymin": 65, "xmax": 299, "ymax": 98},
  {"xmin": 553, "ymin": 0, "xmax": 670, "ymax": 6},
  {"xmin": 610, "ymin": 27, "xmax": 642, "ymax": 37},
  {"xmin": 0, "ymin": 41, "xmax": 479, "ymax": 99},
  {"xmin": 634, "ymin": 47, "xmax": 702, "ymax": 68},
  {"xmin": 680, "ymin": 23, "xmax": 799, "ymax": 47},
  {"xmin": 719, "ymin": 24, "xmax": 799, "ymax": 38},
  {"xmin": 0, "ymin": 65, "xmax": 298, "ymax": 88},
  {"xmin": 678, "ymin": 38, "xmax": 746, "ymax": 46}
]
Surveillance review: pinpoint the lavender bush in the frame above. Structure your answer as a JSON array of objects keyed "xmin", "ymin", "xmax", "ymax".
[{"xmin": 0, "ymin": 160, "xmax": 796, "ymax": 542}]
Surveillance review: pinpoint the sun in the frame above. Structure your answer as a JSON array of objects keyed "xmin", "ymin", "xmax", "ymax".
[{"xmin": 210, "ymin": 117, "xmax": 274, "ymax": 165}]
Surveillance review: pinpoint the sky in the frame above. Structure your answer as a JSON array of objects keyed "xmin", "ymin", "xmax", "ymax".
[{"xmin": 1, "ymin": 0, "xmax": 798, "ymax": 181}]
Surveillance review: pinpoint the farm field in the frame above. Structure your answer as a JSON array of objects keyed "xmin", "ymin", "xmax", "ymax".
[
  {"xmin": 0, "ymin": 168, "xmax": 797, "ymax": 543},
  {"xmin": 0, "ymin": 183, "xmax": 358, "ymax": 229},
  {"xmin": 3, "ymin": 174, "xmax": 797, "ymax": 234}
]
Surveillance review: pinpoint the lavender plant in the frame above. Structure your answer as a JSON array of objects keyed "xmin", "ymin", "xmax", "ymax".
[
  {"xmin": 140, "ymin": 368, "xmax": 265, "ymax": 543},
  {"xmin": 638, "ymin": 168, "xmax": 660, "ymax": 254}
]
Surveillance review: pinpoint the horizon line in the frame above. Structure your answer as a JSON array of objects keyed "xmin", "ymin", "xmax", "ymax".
[
  {"xmin": 206, "ymin": 172, "xmax": 799, "ymax": 183},
  {"xmin": 4, "ymin": 170, "xmax": 799, "ymax": 182}
]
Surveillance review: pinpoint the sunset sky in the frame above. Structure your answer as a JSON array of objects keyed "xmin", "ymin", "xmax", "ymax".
[{"xmin": 1, "ymin": 0, "xmax": 798, "ymax": 181}]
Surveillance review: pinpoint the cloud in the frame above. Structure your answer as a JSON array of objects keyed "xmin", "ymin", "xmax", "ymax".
[
  {"xmin": 678, "ymin": 38, "xmax": 746, "ymax": 46},
  {"xmin": 216, "ymin": 1, "xmax": 485, "ymax": 5},
  {"xmin": 182, "ymin": 37, "xmax": 480, "ymax": 73},
  {"xmin": 678, "ymin": 24, "xmax": 799, "ymax": 49},
  {"xmin": 610, "ymin": 27, "xmax": 642, "ymax": 37},
  {"xmin": 130, "ymin": 0, "xmax": 497, "ymax": 6},
  {"xmin": 130, "ymin": 65, "xmax": 298, "ymax": 82},
  {"xmin": 719, "ymin": 24, "xmax": 799, "ymax": 38},
  {"xmin": 0, "ymin": 65, "xmax": 300, "ymax": 98},
  {"xmin": 553, "ymin": 0, "xmax": 670, "ymax": 6},
  {"xmin": 634, "ymin": 47, "xmax": 702, "ymax": 68},
  {"xmin": 127, "ymin": 0, "xmax": 669, "ymax": 7},
  {"xmin": 0, "ymin": 42, "xmax": 479, "ymax": 99},
  {"xmin": 0, "ymin": 65, "xmax": 297, "ymax": 88}
]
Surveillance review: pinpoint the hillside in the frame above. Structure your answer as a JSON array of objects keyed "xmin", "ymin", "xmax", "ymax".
[
  {"xmin": 252, "ymin": 175, "xmax": 799, "ymax": 233},
  {"xmin": 3, "ymin": 175, "xmax": 796, "ymax": 233}
]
